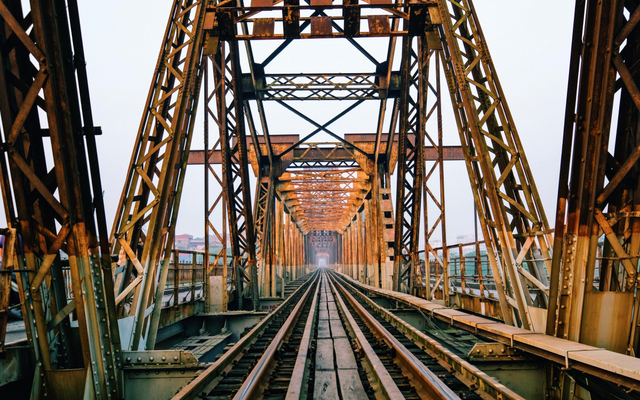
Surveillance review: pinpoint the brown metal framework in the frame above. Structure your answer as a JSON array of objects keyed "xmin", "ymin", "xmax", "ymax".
[
  {"xmin": 0, "ymin": 0, "xmax": 581, "ymax": 396},
  {"xmin": 547, "ymin": 0, "xmax": 640, "ymax": 359},
  {"xmin": 0, "ymin": 0, "xmax": 120, "ymax": 397},
  {"xmin": 434, "ymin": 0, "xmax": 552, "ymax": 329},
  {"xmin": 192, "ymin": 0, "xmax": 551, "ymax": 329}
]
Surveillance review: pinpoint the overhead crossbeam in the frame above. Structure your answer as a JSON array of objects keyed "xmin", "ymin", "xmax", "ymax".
[
  {"xmin": 208, "ymin": 2, "xmax": 439, "ymax": 40},
  {"xmin": 241, "ymin": 73, "xmax": 402, "ymax": 101}
]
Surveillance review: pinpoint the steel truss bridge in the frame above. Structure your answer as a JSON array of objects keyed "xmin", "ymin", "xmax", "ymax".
[{"xmin": 0, "ymin": 0, "xmax": 640, "ymax": 399}]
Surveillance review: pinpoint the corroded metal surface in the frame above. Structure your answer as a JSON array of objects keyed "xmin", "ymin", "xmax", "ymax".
[{"xmin": 3, "ymin": 0, "xmax": 640, "ymax": 399}]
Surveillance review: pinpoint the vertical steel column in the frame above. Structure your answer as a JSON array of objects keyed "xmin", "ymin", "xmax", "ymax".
[
  {"xmin": 285, "ymin": 216, "xmax": 291, "ymax": 281},
  {"xmin": 340, "ymin": 233, "xmax": 344, "ymax": 274},
  {"xmin": 359, "ymin": 210, "xmax": 366, "ymax": 282},
  {"xmin": 353, "ymin": 222, "xmax": 357, "ymax": 279},
  {"xmin": 345, "ymin": 225, "xmax": 351, "ymax": 277},
  {"xmin": 350, "ymin": 223, "xmax": 356, "ymax": 278},
  {"xmin": 204, "ymin": 55, "xmax": 230, "ymax": 312},
  {"xmin": 377, "ymin": 167, "xmax": 394, "ymax": 290},
  {"xmin": 365, "ymin": 200, "xmax": 374, "ymax": 285},
  {"xmin": 213, "ymin": 38, "xmax": 259, "ymax": 311},
  {"xmin": 254, "ymin": 166, "xmax": 275, "ymax": 297},
  {"xmin": 422, "ymin": 50, "xmax": 448, "ymax": 303},
  {"xmin": 547, "ymin": 0, "xmax": 640, "ymax": 355},
  {"xmin": 393, "ymin": 33, "xmax": 426, "ymax": 294},
  {"xmin": 368, "ymin": 183, "xmax": 381, "ymax": 288},
  {"xmin": 275, "ymin": 199, "xmax": 284, "ymax": 297}
]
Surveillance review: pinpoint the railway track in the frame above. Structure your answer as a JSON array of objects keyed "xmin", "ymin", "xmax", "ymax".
[
  {"xmin": 328, "ymin": 272, "xmax": 481, "ymax": 400},
  {"xmin": 283, "ymin": 274, "xmax": 313, "ymax": 298},
  {"xmin": 173, "ymin": 269, "xmax": 522, "ymax": 400}
]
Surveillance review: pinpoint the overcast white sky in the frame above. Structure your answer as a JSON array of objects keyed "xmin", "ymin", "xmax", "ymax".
[{"xmin": 75, "ymin": 1, "xmax": 575, "ymax": 244}]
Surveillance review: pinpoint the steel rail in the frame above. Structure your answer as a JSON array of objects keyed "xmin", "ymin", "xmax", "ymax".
[
  {"xmin": 172, "ymin": 272, "xmax": 318, "ymax": 400},
  {"xmin": 337, "ymin": 272, "xmax": 640, "ymax": 392},
  {"xmin": 233, "ymin": 276, "xmax": 319, "ymax": 399},
  {"xmin": 325, "ymin": 272, "xmax": 404, "ymax": 399},
  {"xmin": 329, "ymin": 273, "xmax": 461, "ymax": 400},
  {"xmin": 285, "ymin": 280, "xmax": 321, "ymax": 399},
  {"xmin": 330, "ymin": 271, "xmax": 524, "ymax": 400}
]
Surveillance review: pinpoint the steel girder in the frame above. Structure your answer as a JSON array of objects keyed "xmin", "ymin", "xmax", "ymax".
[
  {"xmin": 393, "ymin": 34, "xmax": 427, "ymax": 295},
  {"xmin": 113, "ymin": 0, "xmax": 552, "ymax": 339},
  {"xmin": 422, "ymin": 51, "xmax": 447, "ymax": 303},
  {"xmin": 278, "ymin": 169, "xmax": 371, "ymax": 233},
  {"xmin": 211, "ymin": 40, "xmax": 259, "ymax": 311},
  {"xmin": 243, "ymin": 73, "xmax": 400, "ymax": 101},
  {"xmin": 547, "ymin": 0, "xmax": 640, "ymax": 356},
  {"xmin": 253, "ymin": 166, "xmax": 276, "ymax": 297},
  {"xmin": 433, "ymin": 0, "xmax": 552, "ymax": 329},
  {"xmin": 0, "ymin": 0, "xmax": 121, "ymax": 397},
  {"xmin": 110, "ymin": 0, "xmax": 206, "ymax": 350},
  {"xmin": 204, "ymin": 57, "xmax": 229, "ymax": 312}
]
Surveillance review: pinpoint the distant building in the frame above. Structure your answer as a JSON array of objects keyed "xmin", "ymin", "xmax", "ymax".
[
  {"xmin": 174, "ymin": 233, "xmax": 231, "ymax": 251},
  {"xmin": 189, "ymin": 237, "xmax": 206, "ymax": 251},
  {"xmin": 174, "ymin": 234, "xmax": 193, "ymax": 250}
]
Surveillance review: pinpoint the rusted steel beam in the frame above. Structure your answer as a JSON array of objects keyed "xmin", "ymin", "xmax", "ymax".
[
  {"xmin": 393, "ymin": 34, "xmax": 425, "ymax": 294},
  {"xmin": 240, "ymin": 72, "xmax": 402, "ymax": 101},
  {"xmin": 207, "ymin": 2, "xmax": 438, "ymax": 41},
  {"xmin": 435, "ymin": 0, "xmax": 552, "ymax": 329},
  {"xmin": 547, "ymin": 0, "xmax": 640, "ymax": 360},
  {"xmin": 423, "ymin": 50, "xmax": 448, "ymax": 303},
  {"xmin": 187, "ymin": 139, "xmax": 462, "ymax": 164},
  {"xmin": 0, "ymin": 0, "xmax": 122, "ymax": 396},
  {"xmin": 109, "ymin": 0, "xmax": 207, "ymax": 350},
  {"xmin": 203, "ymin": 57, "xmax": 229, "ymax": 312},
  {"xmin": 217, "ymin": 39, "xmax": 260, "ymax": 311}
]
